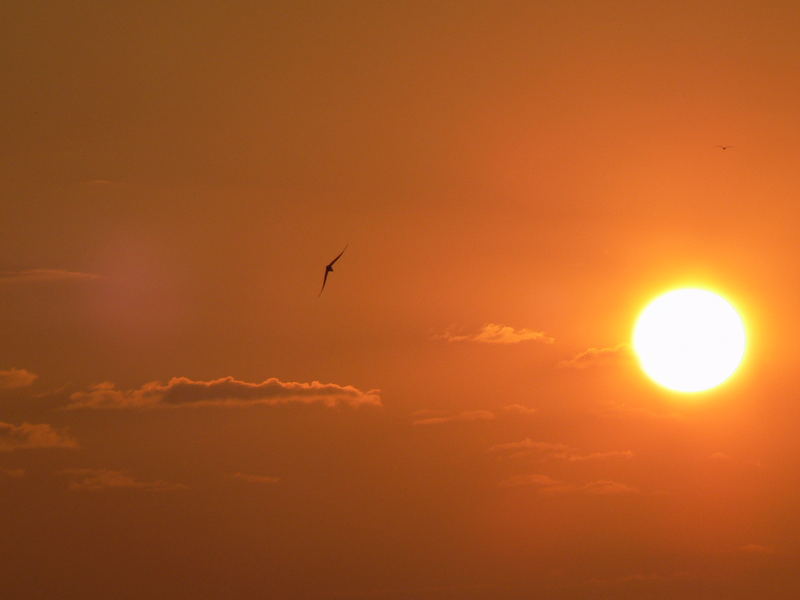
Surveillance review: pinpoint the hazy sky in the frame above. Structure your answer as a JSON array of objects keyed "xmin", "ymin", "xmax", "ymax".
[{"xmin": 3, "ymin": 2, "xmax": 800, "ymax": 598}]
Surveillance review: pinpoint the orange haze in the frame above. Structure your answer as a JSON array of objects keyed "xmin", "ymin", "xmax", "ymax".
[{"xmin": 2, "ymin": 2, "xmax": 799, "ymax": 598}]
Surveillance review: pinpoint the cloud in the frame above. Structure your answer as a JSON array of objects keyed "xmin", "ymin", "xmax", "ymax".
[
  {"xmin": 62, "ymin": 468, "xmax": 187, "ymax": 492},
  {"xmin": 491, "ymin": 439, "xmax": 571, "ymax": 458},
  {"xmin": 412, "ymin": 406, "xmax": 536, "ymax": 426},
  {"xmin": 230, "ymin": 472, "xmax": 280, "ymax": 484},
  {"xmin": 558, "ymin": 343, "xmax": 631, "ymax": 369},
  {"xmin": 66, "ymin": 376, "xmax": 382, "ymax": 410},
  {"xmin": 0, "ymin": 422, "xmax": 77, "ymax": 452},
  {"xmin": 608, "ymin": 574, "xmax": 665, "ymax": 583},
  {"xmin": 412, "ymin": 410, "xmax": 496, "ymax": 426},
  {"xmin": 0, "ymin": 468, "xmax": 24, "ymax": 478},
  {"xmin": 580, "ymin": 480, "xmax": 639, "ymax": 495},
  {"xmin": 0, "ymin": 269, "xmax": 100, "ymax": 284},
  {"xmin": 490, "ymin": 437, "xmax": 633, "ymax": 462},
  {"xmin": 500, "ymin": 472, "xmax": 638, "ymax": 495},
  {"xmin": 588, "ymin": 572, "xmax": 689, "ymax": 585},
  {"xmin": 503, "ymin": 404, "xmax": 538, "ymax": 416},
  {"xmin": 0, "ymin": 368, "xmax": 38, "ymax": 389},
  {"xmin": 738, "ymin": 544, "xmax": 775, "ymax": 555},
  {"xmin": 569, "ymin": 450, "xmax": 635, "ymax": 462},
  {"xmin": 500, "ymin": 473, "xmax": 565, "ymax": 488},
  {"xmin": 436, "ymin": 323, "xmax": 554, "ymax": 345},
  {"xmin": 708, "ymin": 452, "xmax": 763, "ymax": 468}
]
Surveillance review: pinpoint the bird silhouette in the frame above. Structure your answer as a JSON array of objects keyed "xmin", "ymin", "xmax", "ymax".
[
  {"xmin": 319, "ymin": 244, "xmax": 348, "ymax": 296},
  {"xmin": 717, "ymin": 145, "xmax": 733, "ymax": 150}
]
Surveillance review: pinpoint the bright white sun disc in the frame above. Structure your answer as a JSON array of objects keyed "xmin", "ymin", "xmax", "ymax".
[{"xmin": 633, "ymin": 288, "xmax": 746, "ymax": 393}]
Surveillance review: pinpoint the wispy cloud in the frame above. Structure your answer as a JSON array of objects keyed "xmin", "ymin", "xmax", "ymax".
[
  {"xmin": 709, "ymin": 451, "xmax": 731, "ymax": 461},
  {"xmin": 62, "ymin": 468, "xmax": 187, "ymax": 492},
  {"xmin": 0, "ymin": 269, "xmax": 100, "ymax": 284},
  {"xmin": 738, "ymin": 543, "xmax": 775, "ymax": 555},
  {"xmin": 0, "ymin": 368, "xmax": 38, "ymax": 389},
  {"xmin": 491, "ymin": 439, "xmax": 570, "ymax": 458},
  {"xmin": 0, "ymin": 468, "xmax": 24, "ymax": 478},
  {"xmin": 490, "ymin": 437, "xmax": 633, "ymax": 462},
  {"xmin": 436, "ymin": 323, "xmax": 554, "ymax": 345},
  {"xmin": 500, "ymin": 473, "xmax": 565, "ymax": 489},
  {"xmin": 67, "ymin": 376, "xmax": 382, "ymax": 410},
  {"xmin": 412, "ymin": 410, "xmax": 496, "ymax": 426},
  {"xmin": 558, "ymin": 343, "xmax": 631, "ymax": 369},
  {"xmin": 502, "ymin": 404, "xmax": 538, "ymax": 416},
  {"xmin": 579, "ymin": 480, "xmax": 639, "ymax": 495},
  {"xmin": 230, "ymin": 472, "xmax": 280, "ymax": 484},
  {"xmin": 708, "ymin": 452, "xmax": 763, "ymax": 468},
  {"xmin": 588, "ymin": 572, "xmax": 689, "ymax": 585},
  {"xmin": 569, "ymin": 450, "xmax": 634, "ymax": 462},
  {"xmin": 0, "ymin": 422, "xmax": 77, "ymax": 452},
  {"xmin": 500, "ymin": 472, "xmax": 638, "ymax": 495},
  {"xmin": 412, "ymin": 405, "xmax": 536, "ymax": 426}
]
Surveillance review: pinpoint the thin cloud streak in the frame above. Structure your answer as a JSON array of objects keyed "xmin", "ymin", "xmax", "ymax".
[
  {"xmin": 62, "ymin": 468, "xmax": 187, "ymax": 492},
  {"xmin": 230, "ymin": 472, "xmax": 280, "ymax": 484},
  {"xmin": 558, "ymin": 343, "xmax": 631, "ymax": 369},
  {"xmin": 436, "ymin": 323, "xmax": 554, "ymax": 344},
  {"xmin": 0, "ymin": 468, "xmax": 25, "ymax": 478},
  {"xmin": 500, "ymin": 473, "xmax": 638, "ymax": 495},
  {"xmin": 490, "ymin": 437, "xmax": 633, "ymax": 462},
  {"xmin": 503, "ymin": 404, "xmax": 538, "ymax": 416},
  {"xmin": 738, "ymin": 544, "xmax": 775, "ymax": 555},
  {"xmin": 67, "ymin": 376, "xmax": 382, "ymax": 410},
  {"xmin": 412, "ymin": 405, "xmax": 536, "ymax": 426},
  {"xmin": 0, "ymin": 269, "xmax": 100, "ymax": 284},
  {"xmin": 588, "ymin": 572, "xmax": 689, "ymax": 585},
  {"xmin": 413, "ymin": 410, "xmax": 496, "ymax": 426}
]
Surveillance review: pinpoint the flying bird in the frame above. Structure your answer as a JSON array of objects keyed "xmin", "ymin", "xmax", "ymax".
[
  {"xmin": 319, "ymin": 244, "xmax": 348, "ymax": 296},
  {"xmin": 717, "ymin": 145, "xmax": 733, "ymax": 150}
]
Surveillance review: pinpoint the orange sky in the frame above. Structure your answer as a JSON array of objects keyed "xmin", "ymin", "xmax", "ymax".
[{"xmin": 3, "ymin": 1, "xmax": 800, "ymax": 598}]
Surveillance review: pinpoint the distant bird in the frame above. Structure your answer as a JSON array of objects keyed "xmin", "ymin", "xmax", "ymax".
[
  {"xmin": 717, "ymin": 145, "xmax": 733, "ymax": 150},
  {"xmin": 319, "ymin": 244, "xmax": 348, "ymax": 296}
]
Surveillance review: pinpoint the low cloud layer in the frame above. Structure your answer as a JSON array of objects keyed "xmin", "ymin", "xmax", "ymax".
[
  {"xmin": 63, "ymin": 468, "xmax": 187, "ymax": 492},
  {"xmin": 67, "ymin": 376, "xmax": 382, "ymax": 410},
  {"xmin": 436, "ymin": 323, "xmax": 554, "ymax": 344},
  {"xmin": 490, "ymin": 438, "xmax": 633, "ymax": 462},
  {"xmin": 0, "ymin": 422, "xmax": 77, "ymax": 452},
  {"xmin": 0, "ymin": 269, "xmax": 100, "ymax": 284},
  {"xmin": 558, "ymin": 343, "xmax": 631, "ymax": 369},
  {"xmin": 0, "ymin": 368, "xmax": 38, "ymax": 389},
  {"xmin": 500, "ymin": 472, "xmax": 638, "ymax": 495}
]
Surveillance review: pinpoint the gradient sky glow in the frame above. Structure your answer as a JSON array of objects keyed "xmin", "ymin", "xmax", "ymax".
[{"xmin": 3, "ymin": 2, "xmax": 800, "ymax": 598}]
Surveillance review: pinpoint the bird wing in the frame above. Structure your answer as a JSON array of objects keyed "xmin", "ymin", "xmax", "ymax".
[
  {"xmin": 319, "ymin": 268, "xmax": 330, "ymax": 296},
  {"xmin": 328, "ymin": 244, "xmax": 348, "ymax": 267}
]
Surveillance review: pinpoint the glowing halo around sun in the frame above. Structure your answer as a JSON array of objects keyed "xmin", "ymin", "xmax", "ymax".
[{"xmin": 632, "ymin": 288, "xmax": 747, "ymax": 393}]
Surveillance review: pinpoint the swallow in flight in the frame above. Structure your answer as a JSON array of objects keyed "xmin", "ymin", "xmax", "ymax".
[{"xmin": 319, "ymin": 244, "xmax": 348, "ymax": 296}]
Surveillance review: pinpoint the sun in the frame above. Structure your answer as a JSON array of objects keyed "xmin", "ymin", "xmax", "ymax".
[{"xmin": 632, "ymin": 288, "xmax": 747, "ymax": 393}]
